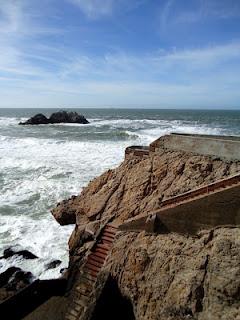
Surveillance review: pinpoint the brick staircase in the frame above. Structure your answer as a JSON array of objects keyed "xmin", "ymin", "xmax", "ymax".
[{"xmin": 65, "ymin": 224, "xmax": 118, "ymax": 320}]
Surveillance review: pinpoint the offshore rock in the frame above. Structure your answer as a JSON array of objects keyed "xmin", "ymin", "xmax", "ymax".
[{"xmin": 19, "ymin": 111, "xmax": 89, "ymax": 125}]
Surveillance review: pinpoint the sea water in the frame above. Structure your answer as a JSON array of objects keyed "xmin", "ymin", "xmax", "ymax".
[{"xmin": 0, "ymin": 108, "xmax": 240, "ymax": 279}]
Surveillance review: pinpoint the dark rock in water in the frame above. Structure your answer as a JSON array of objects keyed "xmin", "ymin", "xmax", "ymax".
[
  {"xmin": 19, "ymin": 110, "xmax": 89, "ymax": 125},
  {"xmin": 7, "ymin": 269, "xmax": 33, "ymax": 291},
  {"xmin": 19, "ymin": 113, "xmax": 49, "ymax": 125},
  {"xmin": 45, "ymin": 259, "xmax": 62, "ymax": 270},
  {"xmin": 2, "ymin": 248, "xmax": 38, "ymax": 260},
  {"xmin": 0, "ymin": 267, "xmax": 34, "ymax": 302},
  {"xmin": 0, "ymin": 267, "xmax": 21, "ymax": 287},
  {"xmin": 49, "ymin": 111, "xmax": 89, "ymax": 124}
]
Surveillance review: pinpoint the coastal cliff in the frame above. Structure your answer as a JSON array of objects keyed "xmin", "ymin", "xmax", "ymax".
[{"xmin": 52, "ymin": 135, "xmax": 240, "ymax": 320}]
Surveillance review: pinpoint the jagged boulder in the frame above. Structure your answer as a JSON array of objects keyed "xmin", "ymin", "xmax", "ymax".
[{"xmin": 19, "ymin": 113, "xmax": 49, "ymax": 125}]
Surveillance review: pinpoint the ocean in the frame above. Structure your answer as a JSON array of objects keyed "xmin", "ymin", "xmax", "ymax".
[{"xmin": 0, "ymin": 108, "xmax": 240, "ymax": 279}]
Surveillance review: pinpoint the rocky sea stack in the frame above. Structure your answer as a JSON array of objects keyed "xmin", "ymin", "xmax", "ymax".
[{"xmin": 19, "ymin": 111, "xmax": 89, "ymax": 125}]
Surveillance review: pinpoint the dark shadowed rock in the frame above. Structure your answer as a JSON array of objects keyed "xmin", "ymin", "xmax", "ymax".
[
  {"xmin": 2, "ymin": 248, "xmax": 38, "ymax": 260},
  {"xmin": 0, "ymin": 267, "xmax": 21, "ymax": 287},
  {"xmin": 19, "ymin": 113, "xmax": 49, "ymax": 125},
  {"xmin": 49, "ymin": 111, "xmax": 89, "ymax": 124},
  {"xmin": 45, "ymin": 259, "xmax": 62, "ymax": 270},
  {"xmin": 6, "ymin": 269, "xmax": 33, "ymax": 291},
  {"xmin": 0, "ymin": 267, "xmax": 34, "ymax": 302}
]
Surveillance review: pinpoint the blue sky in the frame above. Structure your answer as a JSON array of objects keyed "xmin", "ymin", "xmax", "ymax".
[{"xmin": 0, "ymin": 0, "xmax": 240, "ymax": 108}]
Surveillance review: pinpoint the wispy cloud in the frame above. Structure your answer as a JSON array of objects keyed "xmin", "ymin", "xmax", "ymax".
[
  {"xmin": 1, "ymin": 38, "xmax": 240, "ymax": 107},
  {"xmin": 67, "ymin": 0, "xmax": 147, "ymax": 19},
  {"xmin": 159, "ymin": 0, "xmax": 175, "ymax": 32},
  {"xmin": 159, "ymin": 0, "xmax": 240, "ymax": 32},
  {"xmin": 67, "ymin": 0, "xmax": 114, "ymax": 18}
]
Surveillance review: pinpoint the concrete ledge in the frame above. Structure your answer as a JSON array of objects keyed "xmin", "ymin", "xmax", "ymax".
[
  {"xmin": 150, "ymin": 133, "xmax": 240, "ymax": 161},
  {"xmin": 125, "ymin": 146, "xmax": 149, "ymax": 160}
]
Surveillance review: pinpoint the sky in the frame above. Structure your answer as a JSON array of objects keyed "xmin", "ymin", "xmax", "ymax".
[{"xmin": 0, "ymin": 0, "xmax": 240, "ymax": 108}]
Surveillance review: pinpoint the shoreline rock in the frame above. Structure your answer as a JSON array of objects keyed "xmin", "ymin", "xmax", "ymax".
[
  {"xmin": 19, "ymin": 110, "xmax": 89, "ymax": 125},
  {"xmin": 0, "ymin": 267, "xmax": 34, "ymax": 302},
  {"xmin": 1, "ymin": 248, "xmax": 38, "ymax": 260},
  {"xmin": 51, "ymin": 136, "xmax": 240, "ymax": 320}
]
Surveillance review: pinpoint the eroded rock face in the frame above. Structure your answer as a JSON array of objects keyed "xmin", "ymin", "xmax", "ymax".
[
  {"xmin": 106, "ymin": 228, "xmax": 240, "ymax": 320},
  {"xmin": 52, "ymin": 146, "xmax": 240, "ymax": 320}
]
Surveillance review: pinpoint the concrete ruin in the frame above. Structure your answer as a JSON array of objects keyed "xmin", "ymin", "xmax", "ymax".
[{"xmin": 150, "ymin": 133, "xmax": 240, "ymax": 161}]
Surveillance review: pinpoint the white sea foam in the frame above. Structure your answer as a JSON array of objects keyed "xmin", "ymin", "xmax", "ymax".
[{"xmin": 0, "ymin": 133, "xmax": 132, "ymax": 278}]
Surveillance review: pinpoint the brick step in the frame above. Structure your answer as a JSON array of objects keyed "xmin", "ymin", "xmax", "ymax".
[
  {"xmin": 74, "ymin": 296, "xmax": 89, "ymax": 307},
  {"xmin": 87, "ymin": 258, "xmax": 104, "ymax": 268},
  {"xmin": 102, "ymin": 231, "xmax": 116, "ymax": 239},
  {"xmin": 76, "ymin": 283, "xmax": 93, "ymax": 295},
  {"xmin": 73, "ymin": 304, "xmax": 83, "ymax": 313},
  {"xmin": 66, "ymin": 310, "xmax": 78, "ymax": 320},
  {"xmin": 102, "ymin": 231, "xmax": 116, "ymax": 238},
  {"xmin": 85, "ymin": 262, "xmax": 101, "ymax": 273},
  {"xmin": 104, "ymin": 228, "xmax": 117, "ymax": 234},
  {"xmin": 75, "ymin": 288, "xmax": 90, "ymax": 298},
  {"xmin": 81, "ymin": 274, "xmax": 96, "ymax": 283},
  {"xmin": 93, "ymin": 248, "xmax": 109, "ymax": 256},
  {"xmin": 85, "ymin": 269, "xmax": 98, "ymax": 278},
  {"xmin": 101, "ymin": 235, "xmax": 115, "ymax": 243},
  {"xmin": 91, "ymin": 250, "xmax": 108, "ymax": 259},
  {"xmin": 88, "ymin": 254, "xmax": 105, "ymax": 264},
  {"xmin": 96, "ymin": 243, "xmax": 111, "ymax": 250}
]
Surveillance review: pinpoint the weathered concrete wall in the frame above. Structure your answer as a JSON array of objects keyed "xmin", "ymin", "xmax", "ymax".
[
  {"xmin": 120, "ymin": 183, "xmax": 240, "ymax": 235},
  {"xmin": 125, "ymin": 146, "xmax": 149, "ymax": 160},
  {"xmin": 156, "ymin": 183, "xmax": 240, "ymax": 235},
  {"xmin": 150, "ymin": 133, "xmax": 240, "ymax": 161},
  {"xmin": 171, "ymin": 133, "xmax": 240, "ymax": 142}
]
